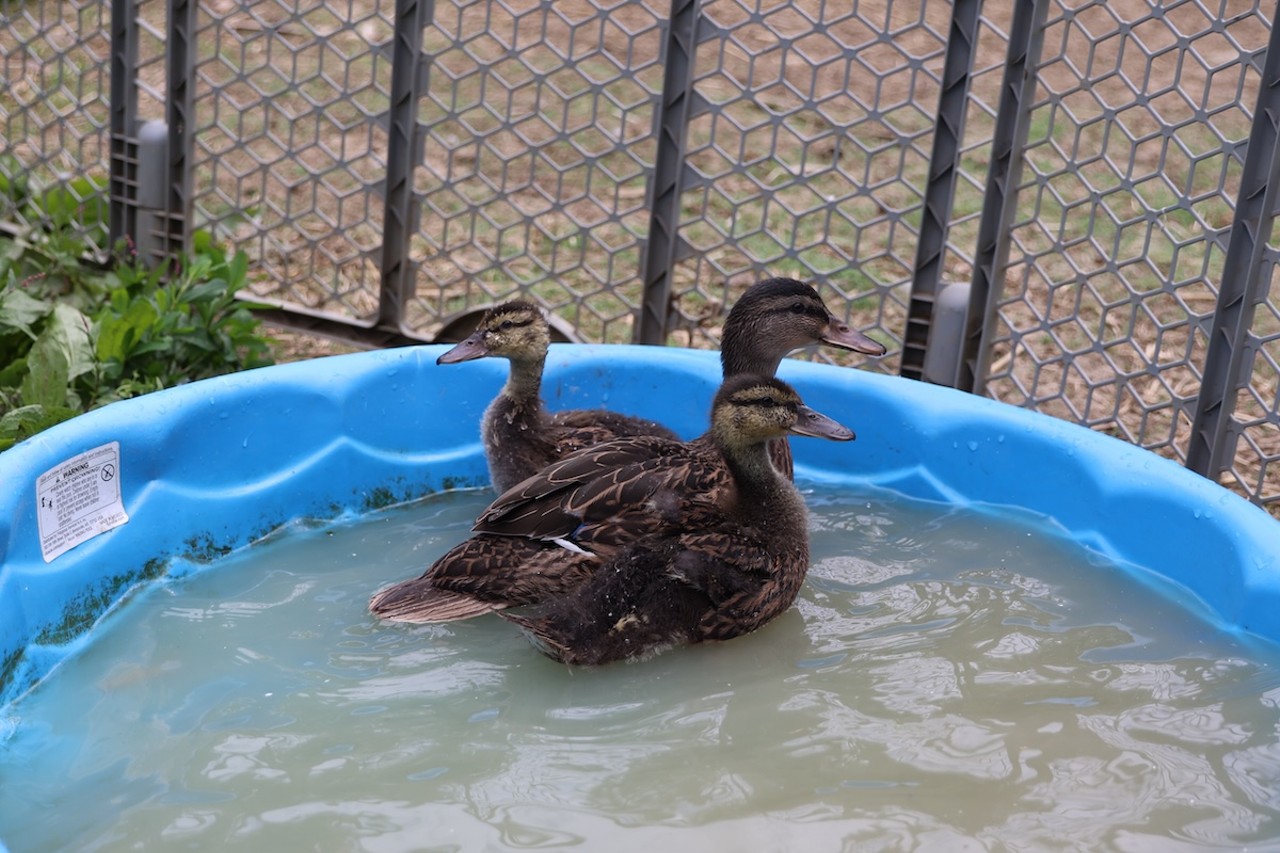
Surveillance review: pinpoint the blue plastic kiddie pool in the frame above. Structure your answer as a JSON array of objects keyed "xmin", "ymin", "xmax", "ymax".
[
  {"xmin": 1, "ymin": 346, "xmax": 1278, "ymax": 851},
  {"xmin": 2, "ymin": 345, "xmax": 1277, "ymax": 708}
]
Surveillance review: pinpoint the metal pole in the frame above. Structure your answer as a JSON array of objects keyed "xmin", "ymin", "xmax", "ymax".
[
  {"xmin": 377, "ymin": 0, "xmax": 433, "ymax": 333},
  {"xmin": 964, "ymin": 0, "xmax": 1051, "ymax": 395},
  {"xmin": 1187, "ymin": 11, "xmax": 1280, "ymax": 479},
  {"xmin": 165, "ymin": 0, "xmax": 195, "ymax": 262},
  {"xmin": 636, "ymin": 0, "xmax": 703, "ymax": 345},
  {"xmin": 109, "ymin": 0, "xmax": 138, "ymax": 251},
  {"xmin": 901, "ymin": 0, "xmax": 981, "ymax": 384}
]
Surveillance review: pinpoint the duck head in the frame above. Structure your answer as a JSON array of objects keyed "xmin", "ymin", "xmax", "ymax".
[
  {"xmin": 720, "ymin": 277, "xmax": 886, "ymax": 376},
  {"xmin": 712, "ymin": 374, "xmax": 855, "ymax": 448},
  {"xmin": 437, "ymin": 300, "xmax": 550, "ymax": 366}
]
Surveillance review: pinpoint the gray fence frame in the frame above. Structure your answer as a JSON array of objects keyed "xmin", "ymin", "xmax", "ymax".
[{"xmin": 2, "ymin": 0, "xmax": 1278, "ymax": 515}]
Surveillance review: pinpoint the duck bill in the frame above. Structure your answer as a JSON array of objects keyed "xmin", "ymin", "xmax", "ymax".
[
  {"xmin": 790, "ymin": 404, "xmax": 855, "ymax": 442},
  {"xmin": 823, "ymin": 315, "xmax": 886, "ymax": 356},
  {"xmin": 436, "ymin": 331, "xmax": 489, "ymax": 365}
]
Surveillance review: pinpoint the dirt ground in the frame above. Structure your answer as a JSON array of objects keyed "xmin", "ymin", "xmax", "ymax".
[{"xmin": 265, "ymin": 325, "xmax": 365, "ymax": 363}]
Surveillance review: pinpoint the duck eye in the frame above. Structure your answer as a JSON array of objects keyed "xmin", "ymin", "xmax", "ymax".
[
  {"xmin": 789, "ymin": 302, "xmax": 807, "ymax": 314},
  {"xmin": 499, "ymin": 319, "xmax": 515, "ymax": 331}
]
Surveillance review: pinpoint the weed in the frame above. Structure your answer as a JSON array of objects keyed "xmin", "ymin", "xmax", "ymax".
[{"xmin": 0, "ymin": 174, "xmax": 275, "ymax": 451}]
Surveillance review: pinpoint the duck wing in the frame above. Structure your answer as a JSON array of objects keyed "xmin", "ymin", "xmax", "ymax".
[
  {"xmin": 370, "ymin": 436, "xmax": 729, "ymax": 625},
  {"xmin": 474, "ymin": 435, "xmax": 725, "ymax": 549},
  {"xmin": 368, "ymin": 580, "xmax": 500, "ymax": 623},
  {"xmin": 369, "ymin": 533, "xmax": 601, "ymax": 623},
  {"xmin": 550, "ymin": 408, "xmax": 680, "ymax": 446}
]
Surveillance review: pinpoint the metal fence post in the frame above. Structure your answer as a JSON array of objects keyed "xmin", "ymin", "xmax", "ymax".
[
  {"xmin": 1187, "ymin": 13, "xmax": 1280, "ymax": 480},
  {"xmin": 109, "ymin": 0, "xmax": 139, "ymax": 252},
  {"xmin": 377, "ymin": 0, "xmax": 432, "ymax": 333},
  {"xmin": 901, "ymin": 0, "xmax": 981, "ymax": 384},
  {"xmin": 135, "ymin": 120, "xmax": 172, "ymax": 265},
  {"xmin": 164, "ymin": 0, "xmax": 195, "ymax": 262},
  {"xmin": 964, "ymin": 0, "xmax": 1050, "ymax": 396},
  {"xmin": 636, "ymin": 0, "xmax": 703, "ymax": 346}
]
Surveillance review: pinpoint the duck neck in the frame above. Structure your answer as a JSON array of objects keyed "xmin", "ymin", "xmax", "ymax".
[
  {"xmin": 720, "ymin": 438, "xmax": 804, "ymax": 541},
  {"xmin": 720, "ymin": 329, "xmax": 785, "ymax": 378},
  {"xmin": 500, "ymin": 353, "xmax": 546, "ymax": 415}
]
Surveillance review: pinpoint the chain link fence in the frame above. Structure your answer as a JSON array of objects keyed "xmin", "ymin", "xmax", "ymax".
[{"xmin": 2, "ymin": 0, "xmax": 1278, "ymax": 516}]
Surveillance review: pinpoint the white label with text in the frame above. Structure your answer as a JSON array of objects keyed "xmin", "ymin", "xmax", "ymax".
[{"xmin": 36, "ymin": 442, "xmax": 129, "ymax": 563}]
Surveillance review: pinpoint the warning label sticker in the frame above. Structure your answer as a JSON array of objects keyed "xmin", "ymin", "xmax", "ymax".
[{"xmin": 36, "ymin": 441, "xmax": 129, "ymax": 563}]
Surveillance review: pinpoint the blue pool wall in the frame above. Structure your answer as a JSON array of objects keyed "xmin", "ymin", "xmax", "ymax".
[{"xmin": 1, "ymin": 344, "xmax": 1278, "ymax": 710}]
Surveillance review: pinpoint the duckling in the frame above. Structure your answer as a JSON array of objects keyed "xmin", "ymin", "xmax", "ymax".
[
  {"xmin": 436, "ymin": 300, "xmax": 679, "ymax": 493},
  {"xmin": 368, "ymin": 375, "xmax": 855, "ymax": 639}
]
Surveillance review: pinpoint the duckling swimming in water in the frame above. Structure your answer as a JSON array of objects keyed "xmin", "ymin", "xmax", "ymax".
[
  {"xmin": 500, "ymin": 374, "xmax": 854, "ymax": 664},
  {"xmin": 369, "ymin": 375, "xmax": 855, "ymax": 663},
  {"xmin": 436, "ymin": 300, "xmax": 679, "ymax": 493}
]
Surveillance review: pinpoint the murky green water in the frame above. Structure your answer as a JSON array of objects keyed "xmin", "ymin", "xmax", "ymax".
[{"xmin": 3, "ymin": 486, "xmax": 1280, "ymax": 852}]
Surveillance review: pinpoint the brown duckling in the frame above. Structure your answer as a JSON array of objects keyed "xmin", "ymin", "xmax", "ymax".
[
  {"xmin": 368, "ymin": 375, "xmax": 855, "ymax": 640},
  {"xmin": 436, "ymin": 300, "xmax": 679, "ymax": 493}
]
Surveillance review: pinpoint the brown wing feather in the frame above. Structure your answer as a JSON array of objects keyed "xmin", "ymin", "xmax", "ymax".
[
  {"xmin": 369, "ymin": 582, "xmax": 501, "ymax": 623},
  {"xmin": 474, "ymin": 435, "xmax": 727, "ymax": 545},
  {"xmin": 551, "ymin": 409, "xmax": 678, "ymax": 442},
  {"xmin": 478, "ymin": 436, "xmax": 677, "ymax": 522},
  {"xmin": 371, "ymin": 432, "xmax": 743, "ymax": 625},
  {"xmin": 484, "ymin": 401, "xmax": 679, "ymax": 494}
]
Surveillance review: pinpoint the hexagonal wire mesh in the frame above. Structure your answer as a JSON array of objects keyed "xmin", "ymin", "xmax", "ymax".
[
  {"xmin": 0, "ymin": 0, "xmax": 115, "ymax": 254},
  {"xmin": 191, "ymin": 0, "xmax": 396, "ymax": 323},
  {"xmin": 0, "ymin": 0, "xmax": 1277, "ymax": 514},
  {"xmin": 400, "ymin": 0, "xmax": 670, "ymax": 342},
  {"xmin": 968, "ymin": 0, "xmax": 1280, "ymax": 508},
  {"xmin": 662, "ymin": 0, "xmax": 950, "ymax": 357}
]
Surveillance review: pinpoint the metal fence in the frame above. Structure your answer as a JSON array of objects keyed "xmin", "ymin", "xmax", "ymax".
[{"xmin": 2, "ymin": 0, "xmax": 1278, "ymax": 516}]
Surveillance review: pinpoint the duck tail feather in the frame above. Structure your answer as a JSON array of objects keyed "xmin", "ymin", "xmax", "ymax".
[{"xmin": 369, "ymin": 581, "xmax": 500, "ymax": 623}]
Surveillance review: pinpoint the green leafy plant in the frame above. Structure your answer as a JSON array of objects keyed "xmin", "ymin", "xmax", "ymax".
[
  {"xmin": 92, "ymin": 245, "xmax": 273, "ymax": 400},
  {"xmin": 1, "ymin": 174, "xmax": 274, "ymax": 451}
]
